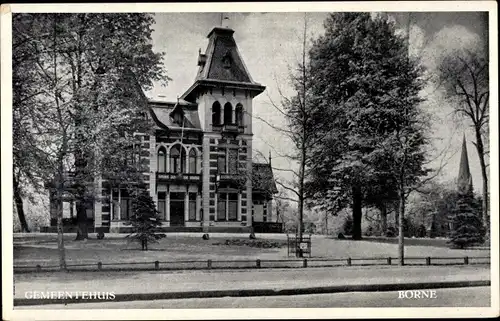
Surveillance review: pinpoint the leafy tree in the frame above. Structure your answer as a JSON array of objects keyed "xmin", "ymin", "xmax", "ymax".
[
  {"xmin": 125, "ymin": 191, "xmax": 163, "ymax": 250},
  {"xmin": 448, "ymin": 190, "xmax": 485, "ymax": 249},
  {"xmin": 407, "ymin": 181, "xmax": 461, "ymax": 238},
  {"xmin": 436, "ymin": 49, "xmax": 489, "ymax": 233},
  {"xmin": 306, "ymin": 13, "xmax": 427, "ymax": 251},
  {"xmin": 12, "ymin": 13, "xmax": 168, "ymax": 242}
]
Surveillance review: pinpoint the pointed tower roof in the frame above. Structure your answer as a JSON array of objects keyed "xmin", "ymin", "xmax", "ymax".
[
  {"xmin": 181, "ymin": 27, "xmax": 265, "ymax": 102},
  {"xmin": 457, "ymin": 135, "xmax": 473, "ymax": 193}
]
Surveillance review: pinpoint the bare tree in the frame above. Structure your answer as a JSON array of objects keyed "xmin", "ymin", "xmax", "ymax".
[
  {"xmin": 436, "ymin": 48, "xmax": 489, "ymax": 233},
  {"xmin": 248, "ymin": 14, "xmax": 320, "ymax": 257}
]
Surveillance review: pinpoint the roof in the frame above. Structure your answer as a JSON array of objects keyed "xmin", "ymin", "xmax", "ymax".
[
  {"xmin": 457, "ymin": 135, "xmax": 473, "ymax": 193},
  {"xmin": 148, "ymin": 100, "xmax": 201, "ymax": 130},
  {"xmin": 252, "ymin": 163, "xmax": 278, "ymax": 195},
  {"xmin": 181, "ymin": 27, "xmax": 265, "ymax": 101}
]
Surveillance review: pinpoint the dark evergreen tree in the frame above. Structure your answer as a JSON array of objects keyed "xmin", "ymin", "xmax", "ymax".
[
  {"xmin": 448, "ymin": 191, "xmax": 485, "ymax": 249},
  {"xmin": 125, "ymin": 191, "xmax": 163, "ymax": 250}
]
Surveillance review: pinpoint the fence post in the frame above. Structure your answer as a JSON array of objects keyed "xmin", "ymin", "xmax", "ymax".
[
  {"xmin": 387, "ymin": 257, "xmax": 392, "ymax": 265},
  {"xmin": 36, "ymin": 264, "xmax": 42, "ymax": 272},
  {"xmin": 256, "ymin": 259, "xmax": 261, "ymax": 268},
  {"xmin": 426, "ymin": 257, "xmax": 431, "ymax": 266},
  {"xmin": 155, "ymin": 261, "xmax": 160, "ymax": 270},
  {"xmin": 207, "ymin": 259, "xmax": 212, "ymax": 269},
  {"xmin": 347, "ymin": 258, "xmax": 352, "ymax": 266},
  {"xmin": 303, "ymin": 259, "xmax": 308, "ymax": 268},
  {"xmin": 464, "ymin": 256, "xmax": 469, "ymax": 265},
  {"xmin": 97, "ymin": 262, "xmax": 102, "ymax": 270}
]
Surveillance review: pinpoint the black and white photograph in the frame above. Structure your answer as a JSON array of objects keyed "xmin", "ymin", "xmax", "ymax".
[{"xmin": 1, "ymin": 2, "xmax": 498, "ymax": 320}]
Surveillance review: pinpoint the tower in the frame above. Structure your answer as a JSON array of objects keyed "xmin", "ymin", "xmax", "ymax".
[
  {"xmin": 181, "ymin": 27, "xmax": 265, "ymax": 230},
  {"xmin": 457, "ymin": 135, "xmax": 473, "ymax": 194}
]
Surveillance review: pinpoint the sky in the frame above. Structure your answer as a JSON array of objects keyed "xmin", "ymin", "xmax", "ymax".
[{"xmin": 146, "ymin": 11, "xmax": 490, "ymax": 195}]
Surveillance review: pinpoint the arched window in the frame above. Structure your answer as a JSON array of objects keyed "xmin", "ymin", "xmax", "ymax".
[
  {"xmin": 224, "ymin": 102, "xmax": 233, "ymax": 124},
  {"xmin": 157, "ymin": 147, "xmax": 166, "ymax": 173},
  {"xmin": 189, "ymin": 149, "xmax": 197, "ymax": 174},
  {"xmin": 212, "ymin": 102, "xmax": 221, "ymax": 125},
  {"xmin": 169, "ymin": 145, "xmax": 186, "ymax": 173},
  {"xmin": 236, "ymin": 104, "xmax": 243, "ymax": 126}
]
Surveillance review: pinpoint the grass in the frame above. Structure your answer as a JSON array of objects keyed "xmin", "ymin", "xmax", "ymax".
[
  {"xmin": 13, "ymin": 232, "xmax": 490, "ymax": 267},
  {"xmin": 14, "ymin": 233, "xmax": 285, "ymax": 266}
]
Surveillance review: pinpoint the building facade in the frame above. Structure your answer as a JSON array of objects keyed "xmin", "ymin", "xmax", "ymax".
[{"xmin": 48, "ymin": 27, "xmax": 279, "ymax": 233}]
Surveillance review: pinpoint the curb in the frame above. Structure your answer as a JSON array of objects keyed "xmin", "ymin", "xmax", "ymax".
[{"xmin": 14, "ymin": 280, "xmax": 490, "ymax": 306}]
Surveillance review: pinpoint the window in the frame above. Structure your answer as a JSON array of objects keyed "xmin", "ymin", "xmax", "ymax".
[
  {"xmin": 212, "ymin": 102, "xmax": 221, "ymax": 125},
  {"xmin": 189, "ymin": 149, "xmax": 197, "ymax": 174},
  {"xmin": 222, "ymin": 51, "xmax": 232, "ymax": 69},
  {"xmin": 189, "ymin": 193, "xmax": 197, "ymax": 221},
  {"xmin": 169, "ymin": 145, "xmax": 186, "ymax": 173},
  {"xmin": 158, "ymin": 192, "xmax": 166, "ymax": 220},
  {"xmin": 228, "ymin": 149, "xmax": 238, "ymax": 174},
  {"xmin": 173, "ymin": 111, "xmax": 183, "ymax": 126},
  {"xmin": 120, "ymin": 198, "xmax": 132, "ymax": 220},
  {"xmin": 217, "ymin": 193, "xmax": 226, "ymax": 221},
  {"xmin": 158, "ymin": 147, "xmax": 166, "ymax": 172},
  {"xmin": 236, "ymin": 104, "xmax": 243, "ymax": 126},
  {"xmin": 224, "ymin": 102, "xmax": 233, "ymax": 124},
  {"xmin": 112, "ymin": 189, "xmax": 119, "ymax": 220},
  {"xmin": 217, "ymin": 192, "xmax": 238, "ymax": 221},
  {"xmin": 218, "ymin": 149, "xmax": 226, "ymax": 173},
  {"xmin": 228, "ymin": 193, "xmax": 238, "ymax": 221}
]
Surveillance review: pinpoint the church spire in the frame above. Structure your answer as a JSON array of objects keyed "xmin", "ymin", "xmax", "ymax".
[{"xmin": 457, "ymin": 134, "xmax": 473, "ymax": 193}]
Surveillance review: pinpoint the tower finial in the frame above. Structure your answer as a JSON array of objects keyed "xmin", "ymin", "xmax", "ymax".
[
  {"xmin": 269, "ymin": 150, "xmax": 272, "ymax": 166},
  {"xmin": 219, "ymin": 13, "xmax": 230, "ymax": 27}
]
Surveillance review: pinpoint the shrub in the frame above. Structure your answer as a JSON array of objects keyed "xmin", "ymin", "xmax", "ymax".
[
  {"xmin": 416, "ymin": 224, "xmax": 427, "ymax": 238},
  {"xmin": 386, "ymin": 226, "xmax": 397, "ymax": 237},
  {"xmin": 342, "ymin": 216, "xmax": 353, "ymax": 235}
]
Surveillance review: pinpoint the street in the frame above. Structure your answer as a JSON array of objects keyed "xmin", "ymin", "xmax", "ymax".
[
  {"xmin": 14, "ymin": 265, "xmax": 490, "ymax": 299},
  {"xmin": 17, "ymin": 286, "xmax": 490, "ymax": 308}
]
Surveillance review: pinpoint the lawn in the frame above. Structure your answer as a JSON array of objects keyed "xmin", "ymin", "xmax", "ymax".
[
  {"xmin": 13, "ymin": 233, "xmax": 287, "ymax": 266},
  {"xmin": 13, "ymin": 232, "xmax": 490, "ymax": 267}
]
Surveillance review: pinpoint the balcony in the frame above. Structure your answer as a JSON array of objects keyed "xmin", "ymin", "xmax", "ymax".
[
  {"xmin": 156, "ymin": 172, "xmax": 201, "ymax": 183},
  {"xmin": 212, "ymin": 123, "xmax": 244, "ymax": 133},
  {"xmin": 216, "ymin": 173, "xmax": 245, "ymax": 185}
]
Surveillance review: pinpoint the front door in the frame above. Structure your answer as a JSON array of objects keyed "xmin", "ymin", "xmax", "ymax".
[{"xmin": 170, "ymin": 192, "xmax": 185, "ymax": 226}]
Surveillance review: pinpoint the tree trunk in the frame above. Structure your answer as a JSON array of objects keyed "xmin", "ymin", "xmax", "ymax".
[
  {"xmin": 394, "ymin": 202, "xmax": 400, "ymax": 229},
  {"xmin": 473, "ymin": 129, "xmax": 488, "ymax": 238},
  {"xmin": 13, "ymin": 172, "xmax": 30, "ymax": 232},
  {"xmin": 75, "ymin": 200, "xmax": 89, "ymax": 240},
  {"xmin": 352, "ymin": 185, "xmax": 363, "ymax": 240},
  {"xmin": 55, "ymin": 172, "xmax": 67, "ymax": 271},
  {"xmin": 74, "ymin": 121, "xmax": 89, "ymax": 241},
  {"xmin": 379, "ymin": 203, "xmax": 387, "ymax": 236},
  {"xmin": 324, "ymin": 212, "xmax": 329, "ymax": 236},
  {"xmin": 398, "ymin": 187, "xmax": 405, "ymax": 266}
]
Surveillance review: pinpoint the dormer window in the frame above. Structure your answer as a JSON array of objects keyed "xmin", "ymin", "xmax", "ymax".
[
  {"xmin": 171, "ymin": 109, "xmax": 184, "ymax": 127},
  {"xmin": 222, "ymin": 51, "xmax": 232, "ymax": 69}
]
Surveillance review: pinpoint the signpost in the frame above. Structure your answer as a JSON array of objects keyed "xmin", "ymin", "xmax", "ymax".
[{"xmin": 287, "ymin": 232, "xmax": 312, "ymax": 257}]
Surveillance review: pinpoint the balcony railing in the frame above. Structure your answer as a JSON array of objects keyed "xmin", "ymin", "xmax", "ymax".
[
  {"xmin": 212, "ymin": 123, "xmax": 244, "ymax": 133},
  {"xmin": 217, "ymin": 173, "xmax": 244, "ymax": 184},
  {"xmin": 156, "ymin": 172, "xmax": 201, "ymax": 183}
]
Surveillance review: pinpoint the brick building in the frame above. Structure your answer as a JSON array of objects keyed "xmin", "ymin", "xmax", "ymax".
[{"xmin": 48, "ymin": 26, "xmax": 279, "ymax": 233}]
